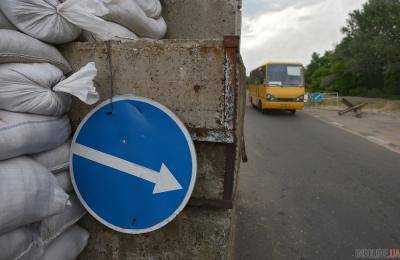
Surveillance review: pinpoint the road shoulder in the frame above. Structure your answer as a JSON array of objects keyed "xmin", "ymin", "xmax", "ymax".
[{"xmin": 305, "ymin": 108, "xmax": 400, "ymax": 154}]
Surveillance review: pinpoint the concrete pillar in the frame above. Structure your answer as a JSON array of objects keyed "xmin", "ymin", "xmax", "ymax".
[
  {"xmin": 60, "ymin": 37, "xmax": 245, "ymax": 259},
  {"xmin": 61, "ymin": 0, "xmax": 245, "ymax": 257}
]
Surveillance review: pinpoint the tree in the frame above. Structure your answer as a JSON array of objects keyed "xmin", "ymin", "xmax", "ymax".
[{"xmin": 305, "ymin": 0, "xmax": 400, "ymax": 98}]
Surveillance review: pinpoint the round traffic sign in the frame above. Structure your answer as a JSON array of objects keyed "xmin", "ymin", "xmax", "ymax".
[{"xmin": 70, "ymin": 95, "xmax": 197, "ymax": 234}]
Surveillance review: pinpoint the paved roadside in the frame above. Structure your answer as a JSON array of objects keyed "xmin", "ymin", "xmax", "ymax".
[
  {"xmin": 235, "ymin": 106, "xmax": 400, "ymax": 260},
  {"xmin": 305, "ymin": 108, "xmax": 400, "ymax": 154}
]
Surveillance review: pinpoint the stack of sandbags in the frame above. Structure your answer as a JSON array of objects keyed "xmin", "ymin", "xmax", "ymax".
[
  {"xmin": 0, "ymin": 29, "xmax": 97, "ymax": 259},
  {"xmin": 0, "ymin": 160, "xmax": 89, "ymax": 260},
  {"xmin": 0, "ymin": 0, "xmax": 166, "ymax": 43},
  {"xmin": 0, "ymin": 224, "xmax": 89, "ymax": 260}
]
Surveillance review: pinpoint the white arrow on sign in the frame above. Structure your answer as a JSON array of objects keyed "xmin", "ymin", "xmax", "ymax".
[{"xmin": 72, "ymin": 143, "xmax": 183, "ymax": 194}]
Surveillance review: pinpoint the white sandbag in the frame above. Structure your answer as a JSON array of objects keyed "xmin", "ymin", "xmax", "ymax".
[
  {"xmin": 0, "ymin": 157, "xmax": 70, "ymax": 236},
  {"xmin": 0, "ymin": 30, "xmax": 72, "ymax": 74},
  {"xmin": 0, "ymin": 226, "xmax": 37, "ymax": 260},
  {"xmin": 55, "ymin": 171, "xmax": 74, "ymax": 193},
  {"xmin": 58, "ymin": 0, "xmax": 138, "ymax": 41},
  {"xmin": 38, "ymin": 196, "xmax": 86, "ymax": 243},
  {"xmin": 80, "ymin": 30, "xmax": 136, "ymax": 42},
  {"xmin": 31, "ymin": 143, "xmax": 74, "ymax": 192},
  {"xmin": 0, "ymin": 0, "xmax": 81, "ymax": 44},
  {"xmin": 0, "ymin": 10, "xmax": 16, "ymax": 30},
  {"xmin": 0, "ymin": 62, "xmax": 99, "ymax": 116},
  {"xmin": 135, "ymin": 0, "xmax": 162, "ymax": 19},
  {"xmin": 0, "ymin": 111, "xmax": 70, "ymax": 161},
  {"xmin": 41, "ymin": 225, "xmax": 89, "ymax": 260},
  {"xmin": 101, "ymin": 0, "xmax": 167, "ymax": 39},
  {"xmin": 31, "ymin": 143, "xmax": 71, "ymax": 173},
  {"xmin": 0, "ymin": 63, "xmax": 68, "ymax": 116}
]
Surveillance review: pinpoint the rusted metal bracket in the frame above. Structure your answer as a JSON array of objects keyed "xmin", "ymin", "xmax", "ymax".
[
  {"xmin": 223, "ymin": 36, "xmax": 240, "ymax": 48},
  {"xmin": 222, "ymin": 36, "xmax": 240, "ymax": 207},
  {"xmin": 186, "ymin": 36, "xmax": 241, "ymax": 210}
]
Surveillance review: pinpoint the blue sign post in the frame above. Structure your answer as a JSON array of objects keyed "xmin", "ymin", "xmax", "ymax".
[{"xmin": 70, "ymin": 96, "xmax": 197, "ymax": 234}]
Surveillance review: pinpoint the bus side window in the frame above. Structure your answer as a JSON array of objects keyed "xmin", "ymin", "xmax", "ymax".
[{"xmin": 264, "ymin": 66, "xmax": 268, "ymax": 85}]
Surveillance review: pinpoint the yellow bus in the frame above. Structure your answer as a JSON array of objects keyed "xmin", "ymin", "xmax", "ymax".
[{"xmin": 248, "ymin": 62, "xmax": 305, "ymax": 115}]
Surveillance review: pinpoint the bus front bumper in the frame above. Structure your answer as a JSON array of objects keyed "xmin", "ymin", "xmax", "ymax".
[{"xmin": 262, "ymin": 101, "xmax": 305, "ymax": 110}]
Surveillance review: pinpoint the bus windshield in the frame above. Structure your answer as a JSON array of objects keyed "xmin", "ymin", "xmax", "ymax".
[{"xmin": 267, "ymin": 64, "xmax": 304, "ymax": 87}]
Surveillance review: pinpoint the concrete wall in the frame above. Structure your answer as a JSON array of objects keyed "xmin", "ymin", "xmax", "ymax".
[
  {"xmin": 162, "ymin": 0, "xmax": 242, "ymax": 39},
  {"xmin": 60, "ymin": 40, "xmax": 239, "ymax": 202},
  {"xmin": 62, "ymin": 40, "xmax": 227, "ymax": 131},
  {"xmin": 60, "ymin": 39, "xmax": 245, "ymax": 259},
  {"xmin": 78, "ymin": 208, "xmax": 234, "ymax": 260}
]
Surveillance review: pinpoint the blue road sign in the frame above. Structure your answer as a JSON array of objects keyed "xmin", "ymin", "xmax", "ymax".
[{"xmin": 70, "ymin": 95, "xmax": 197, "ymax": 234}]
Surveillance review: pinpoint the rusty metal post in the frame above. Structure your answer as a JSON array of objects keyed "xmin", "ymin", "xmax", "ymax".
[{"xmin": 223, "ymin": 36, "xmax": 240, "ymax": 205}]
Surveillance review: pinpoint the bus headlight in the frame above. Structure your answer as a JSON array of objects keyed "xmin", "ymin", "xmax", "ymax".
[{"xmin": 266, "ymin": 94, "xmax": 275, "ymax": 101}]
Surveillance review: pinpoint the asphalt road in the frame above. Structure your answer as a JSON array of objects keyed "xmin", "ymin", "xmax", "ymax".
[{"xmin": 235, "ymin": 106, "xmax": 400, "ymax": 260}]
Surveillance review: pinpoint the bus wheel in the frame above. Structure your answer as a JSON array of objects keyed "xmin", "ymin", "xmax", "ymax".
[
  {"xmin": 250, "ymin": 97, "xmax": 257, "ymax": 109},
  {"xmin": 258, "ymin": 100, "xmax": 263, "ymax": 112},
  {"xmin": 289, "ymin": 110, "xmax": 296, "ymax": 115}
]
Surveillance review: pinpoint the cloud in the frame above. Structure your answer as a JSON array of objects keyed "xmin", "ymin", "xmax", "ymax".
[
  {"xmin": 244, "ymin": 0, "xmax": 321, "ymax": 17},
  {"xmin": 241, "ymin": 0, "xmax": 367, "ymax": 73}
]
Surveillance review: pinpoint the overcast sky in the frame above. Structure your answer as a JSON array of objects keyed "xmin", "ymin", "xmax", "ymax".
[{"xmin": 241, "ymin": 0, "xmax": 367, "ymax": 73}]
